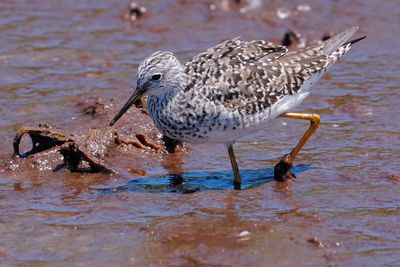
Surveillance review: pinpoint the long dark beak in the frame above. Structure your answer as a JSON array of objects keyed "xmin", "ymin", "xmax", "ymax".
[{"xmin": 110, "ymin": 89, "xmax": 143, "ymax": 126}]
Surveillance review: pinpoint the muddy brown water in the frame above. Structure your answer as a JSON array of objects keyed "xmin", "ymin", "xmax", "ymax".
[{"xmin": 1, "ymin": 0, "xmax": 400, "ymax": 266}]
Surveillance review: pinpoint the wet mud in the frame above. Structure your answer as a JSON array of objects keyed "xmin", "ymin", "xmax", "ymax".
[
  {"xmin": 1, "ymin": 0, "xmax": 400, "ymax": 266},
  {"xmin": 9, "ymin": 98, "xmax": 185, "ymax": 175}
]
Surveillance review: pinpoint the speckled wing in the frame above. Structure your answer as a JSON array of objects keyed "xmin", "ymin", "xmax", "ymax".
[
  {"xmin": 184, "ymin": 27, "xmax": 360, "ymax": 116},
  {"xmin": 184, "ymin": 39, "xmax": 291, "ymax": 114}
]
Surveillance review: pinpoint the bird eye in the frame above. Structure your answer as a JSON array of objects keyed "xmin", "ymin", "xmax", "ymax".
[{"xmin": 151, "ymin": 74, "xmax": 162, "ymax": 81}]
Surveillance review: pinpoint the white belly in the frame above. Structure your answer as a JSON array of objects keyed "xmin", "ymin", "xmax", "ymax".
[{"xmin": 201, "ymin": 90, "xmax": 310, "ymax": 144}]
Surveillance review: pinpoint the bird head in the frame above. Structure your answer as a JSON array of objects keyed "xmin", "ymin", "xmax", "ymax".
[{"xmin": 110, "ymin": 51, "xmax": 185, "ymax": 126}]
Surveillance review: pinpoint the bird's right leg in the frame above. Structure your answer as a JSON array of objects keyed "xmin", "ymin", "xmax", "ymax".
[
  {"xmin": 227, "ymin": 143, "xmax": 241, "ymax": 190},
  {"xmin": 274, "ymin": 112, "xmax": 321, "ymax": 181}
]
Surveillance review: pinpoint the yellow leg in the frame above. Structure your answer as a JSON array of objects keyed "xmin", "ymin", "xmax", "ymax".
[
  {"xmin": 227, "ymin": 144, "xmax": 241, "ymax": 190},
  {"xmin": 282, "ymin": 112, "xmax": 321, "ymax": 159},
  {"xmin": 274, "ymin": 112, "xmax": 321, "ymax": 181}
]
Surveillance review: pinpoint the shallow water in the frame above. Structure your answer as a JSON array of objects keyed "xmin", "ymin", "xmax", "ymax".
[{"xmin": 1, "ymin": 0, "xmax": 400, "ymax": 266}]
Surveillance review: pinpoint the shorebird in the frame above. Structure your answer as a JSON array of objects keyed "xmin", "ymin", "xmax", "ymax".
[{"xmin": 110, "ymin": 27, "xmax": 365, "ymax": 189}]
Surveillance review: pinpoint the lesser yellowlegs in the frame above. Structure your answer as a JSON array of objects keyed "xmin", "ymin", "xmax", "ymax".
[{"xmin": 110, "ymin": 27, "xmax": 365, "ymax": 189}]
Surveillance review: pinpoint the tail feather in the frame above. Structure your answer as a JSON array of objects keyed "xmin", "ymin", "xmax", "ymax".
[
  {"xmin": 322, "ymin": 26, "xmax": 360, "ymax": 54},
  {"xmin": 329, "ymin": 34, "xmax": 366, "ymax": 62},
  {"xmin": 283, "ymin": 27, "xmax": 364, "ymax": 62},
  {"xmin": 280, "ymin": 26, "xmax": 365, "ymax": 88},
  {"xmin": 342, "ymin": 35, "xmax": 367, "ymax": 47}
]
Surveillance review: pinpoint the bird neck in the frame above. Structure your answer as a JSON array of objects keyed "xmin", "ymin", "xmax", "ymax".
[
  {"xmin": 161, "ymin": 68, "xmax": 188, "ymax": 100},
  {"xmin": 147, "ymin": 71, "xmax": 187, "ymax": 110}
]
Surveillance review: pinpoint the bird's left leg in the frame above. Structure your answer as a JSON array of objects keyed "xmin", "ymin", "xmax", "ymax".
[
  {"xmin": 227, "ymin": 143, "xmax": 242, "ymax": 190},
  {"xmin": 274, "ymin": 112, "xmax": 321, "ymax": 181}
]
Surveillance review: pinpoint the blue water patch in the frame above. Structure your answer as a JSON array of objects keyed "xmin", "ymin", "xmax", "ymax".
[{"xmin": 97, "ymin": 164, "xmax": 311, "ymax": 194}]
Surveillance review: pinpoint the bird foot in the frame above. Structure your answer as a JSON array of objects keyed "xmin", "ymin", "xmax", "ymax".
[
  {"xmin": 274, "ymin": 154, "xmax": 296, "ymax": 182},
  {"xmin": 233, "ymin": 180, "xmax": 241, "ymax": 190}
]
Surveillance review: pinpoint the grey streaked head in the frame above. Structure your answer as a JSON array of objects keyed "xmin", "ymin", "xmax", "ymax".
[
  {"xmin": 137, "ymin": 51, "xmax": 186, "ymax": 96},
  {"xmin": 110, "ymin": 51, "xmax": 186, "ymax": 126}
]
